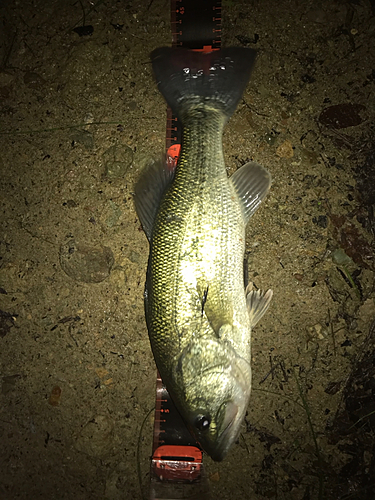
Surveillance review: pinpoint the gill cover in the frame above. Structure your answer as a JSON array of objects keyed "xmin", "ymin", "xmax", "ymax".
[{"xmin": 173, "ymin": 336, "xmax": 252, "ymax": 461}]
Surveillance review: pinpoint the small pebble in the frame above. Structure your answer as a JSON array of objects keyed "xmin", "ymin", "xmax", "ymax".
[{"xmin": 276, "ymin": 140, "xmax": 294, "ymax": 158}]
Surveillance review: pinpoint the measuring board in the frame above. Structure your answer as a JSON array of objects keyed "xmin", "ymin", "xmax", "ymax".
[
  {"xmin": 150, "ymin": 1, "xmax": 221, "ymax": 499},
  {"xmin": 166, "ymin": 0, "xmax": 221, "ymax": 159}
]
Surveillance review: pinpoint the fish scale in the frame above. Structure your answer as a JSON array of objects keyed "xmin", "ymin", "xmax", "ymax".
[{"xmin": 152, "ymin": 111, "xmax": 243, "ymax": 350}]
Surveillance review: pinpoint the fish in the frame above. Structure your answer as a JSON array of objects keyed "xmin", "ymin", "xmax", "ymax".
[{"xmin": 134, "ymin": 47, "xmax": 273, "ymax": 461}]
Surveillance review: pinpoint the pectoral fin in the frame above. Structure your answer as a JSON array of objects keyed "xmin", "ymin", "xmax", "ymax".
[
  {"xmin": 217, "ymin": 323, "xmax": 233, "ymax": 342},
  {"xmin": 246, "ymin": 284, "xmax": 273, "ymax": 328}
]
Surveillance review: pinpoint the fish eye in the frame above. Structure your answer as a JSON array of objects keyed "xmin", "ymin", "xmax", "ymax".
[{"xmin": 195, "ymin": 415, "xmax": 211, "ymax": 432}]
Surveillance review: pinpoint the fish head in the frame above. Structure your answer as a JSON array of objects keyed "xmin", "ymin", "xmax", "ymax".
[{"xmin": 172, "ymin": 337, "xmax": 252, "ymax": 461}]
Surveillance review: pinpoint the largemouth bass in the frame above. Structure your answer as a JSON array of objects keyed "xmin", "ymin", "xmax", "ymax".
[{"xmin": 135, "ymin": 47, "xmax": 273, "ymax": 461}]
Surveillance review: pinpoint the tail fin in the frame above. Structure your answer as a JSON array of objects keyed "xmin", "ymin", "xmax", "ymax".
[{"xmin": 151, "ymin": 47, "xmax": 257, "ymax": 122}]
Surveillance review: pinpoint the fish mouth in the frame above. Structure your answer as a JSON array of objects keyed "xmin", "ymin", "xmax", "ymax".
[
  {"xmin": 197, "ymin": 399, "xmax": 244, "ymax": 462},
  {"xmin": 210, "ymin": 400, "xmax": 242, "ymax": 461},
  {"xmin": 200, "ymin": 355, "xmax": 252, "ymax": 461}
]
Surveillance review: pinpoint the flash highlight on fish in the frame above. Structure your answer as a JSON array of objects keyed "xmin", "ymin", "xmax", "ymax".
[{"xmin": 135, "ymin": 47, "xmax": 273, "ymax": 461}]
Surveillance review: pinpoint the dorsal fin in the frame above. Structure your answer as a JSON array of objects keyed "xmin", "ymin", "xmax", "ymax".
[{"xmin": 134, "ymin": 157, "xmax": 175, "ymax": 241}]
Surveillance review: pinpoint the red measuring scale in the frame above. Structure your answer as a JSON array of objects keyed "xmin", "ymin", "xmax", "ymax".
[
  {"xmin": 150, "ymin": 376, "xmax": 212, "ymax": 500},
  {"xmin": 151, "ymin": 373, "xmax": 203, "ymax": 482},
  {"xmin": 150, "ymin": 1, "xmax": 221, "ymax": 498},
  {"xmin": 166, "ymin": 0, "xmax": 221, "ymax": 152}
]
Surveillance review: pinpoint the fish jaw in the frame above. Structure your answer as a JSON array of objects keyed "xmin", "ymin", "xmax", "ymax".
[
  {"xmin": 198, "ymin": 352, "xmax": 252, "ymax": 461},
  {"xmin": 171, "ymin": 336, "xmax": 252, "ymax": 461}
]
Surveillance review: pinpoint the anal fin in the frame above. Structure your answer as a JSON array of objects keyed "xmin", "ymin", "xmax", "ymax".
[{"xmin": 230, "ymin": 161, "xmax": 271, "ymax": 224}]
